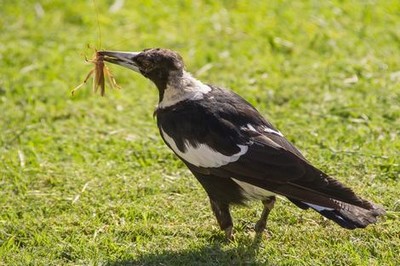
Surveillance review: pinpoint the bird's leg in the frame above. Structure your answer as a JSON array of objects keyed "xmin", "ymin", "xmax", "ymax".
[
  {"xmin": 209, "ymin": 199, "xmax": 233, "ymax": 240},
  {"xmin": 255, "ymin": 196, "xmax": 276, "ymax": 233}
]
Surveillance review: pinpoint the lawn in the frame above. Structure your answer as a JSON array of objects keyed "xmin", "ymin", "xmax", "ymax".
[{"xmin": 1, "ymin": 0, "xmax": 399, "ymax": 265}]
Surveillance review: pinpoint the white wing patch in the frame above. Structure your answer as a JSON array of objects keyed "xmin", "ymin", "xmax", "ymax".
[
  {"xmin": 161, "ymin": 130, "xmax": 248, "ymax": 168},
  {"xmin": 243, "ymin": 124, "xmax": 284, "ymax": 137},
  {"xmin": 263, "ymin": 126, "xmax": 284, "ymax": 137},
  {"xmin": 245, "ymin": 124, "xmax": 257, "ymax": 132},
  {"xmin": 306, "ymin": 203, "xmax": 334, "ymax": 211},
  {"xmin": 232, "ymin": 178, "xmax": 275, "ymax": 200}
]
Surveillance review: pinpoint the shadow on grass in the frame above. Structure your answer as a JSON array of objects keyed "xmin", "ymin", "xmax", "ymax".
[{"xmin": 108, "ymin": 234, "xmax": 267, "ymax": 266}]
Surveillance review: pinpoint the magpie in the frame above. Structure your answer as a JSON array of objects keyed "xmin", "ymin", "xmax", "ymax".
[{"xmin": 98, "ymin": 48, "xmax": 385, "ymax": 239}]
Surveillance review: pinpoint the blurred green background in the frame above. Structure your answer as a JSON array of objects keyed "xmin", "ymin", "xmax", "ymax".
[{"xmin": 1, "ymin": 0, "xmax": 399, "ymax": 265}]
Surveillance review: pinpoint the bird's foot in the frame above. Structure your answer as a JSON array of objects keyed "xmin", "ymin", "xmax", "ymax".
[{"xmin": 224, "ymin": 226, "xmax": 234, "ymax": 241}]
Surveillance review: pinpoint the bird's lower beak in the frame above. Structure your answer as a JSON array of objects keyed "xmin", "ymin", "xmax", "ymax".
[{"xmin": 98, "ymin": 50, "xmax": 141, "ymax": 73}]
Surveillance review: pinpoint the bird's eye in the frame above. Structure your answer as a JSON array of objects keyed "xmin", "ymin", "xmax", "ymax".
[{"xmin": 141, "ymin": 61, "xmax": 153, "ymax": 70}]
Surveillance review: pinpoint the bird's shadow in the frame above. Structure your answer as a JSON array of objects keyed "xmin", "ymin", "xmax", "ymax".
[{"xmin": 108, "ymin": 233, "xmax": 267, "ymax": 266}]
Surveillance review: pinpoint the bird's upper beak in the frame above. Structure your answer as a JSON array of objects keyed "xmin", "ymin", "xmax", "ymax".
[{"xmin": 98, "ymin": 50, "xmax": 141, "ymax": 73}]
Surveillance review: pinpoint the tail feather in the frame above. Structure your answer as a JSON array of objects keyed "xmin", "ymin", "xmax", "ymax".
[
  {"xmin": 286, "ymin": 184, "xmax": 385, "ymax": 229},
  {"xmin": 303, "ymin": 201, "xmax": 385, "ymax": 229}
]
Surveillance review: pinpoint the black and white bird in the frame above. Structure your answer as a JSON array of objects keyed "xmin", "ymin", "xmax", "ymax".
[{"xmin": 98, "ymin": 48, "xmax": 384, "ymax": 239}]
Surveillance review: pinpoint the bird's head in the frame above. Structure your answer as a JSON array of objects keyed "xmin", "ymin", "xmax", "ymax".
[{"xmin": 99, "ymin": 48, "xmax": 184, "ymax": 92}]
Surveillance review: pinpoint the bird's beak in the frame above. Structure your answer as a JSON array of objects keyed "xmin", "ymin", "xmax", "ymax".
[{"xmin": 98, "ymin": 50, "xmax": 141, "ymax": 73}]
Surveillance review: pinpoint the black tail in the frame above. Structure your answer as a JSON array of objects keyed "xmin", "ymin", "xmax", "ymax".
[
  {"xmin": 290, "ymin": 198, "xmax": 385, "ymax": 229},
  {"xmin": 312, "ymin": 203, "xmax": 385, "ymax": 229}
]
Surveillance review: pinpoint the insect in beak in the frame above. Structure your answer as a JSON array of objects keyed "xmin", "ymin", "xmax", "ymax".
[{"xmin": 72, "ymin": 51, "xmax": 121, "ymax": 96}]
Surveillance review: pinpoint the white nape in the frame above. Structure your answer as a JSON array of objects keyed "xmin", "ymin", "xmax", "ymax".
[
  {"xmin": 232, "ymin": 178, "xmax": 276, "ymax": 200},
  {"xmin": 161, "ymin": 129, "xmax": 248, "ymax": 168},
  {"xmin": 158, "ymin": 71, "xmax": 211, "ymax": 109}
]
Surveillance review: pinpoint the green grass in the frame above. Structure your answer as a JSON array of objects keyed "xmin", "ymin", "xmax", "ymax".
[{"xmin": 1, "ymin": 0, "xmax": 399, "ymax": 265}]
